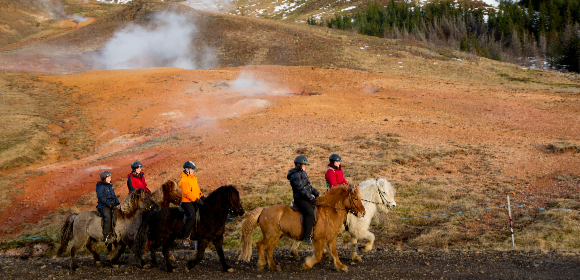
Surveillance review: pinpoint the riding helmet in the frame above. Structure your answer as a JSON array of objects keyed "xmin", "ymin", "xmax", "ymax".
[
  {"xmin": 183, "ymin": 161, "xmax": 196, "ymax": 170},
  {"xmin": 329, "ymin": 154, "xmax": 342, "ymax": 162},
  {"xmin": 294, "ymin": 155, "xmax": 309, "ymax": 165},
  {"xmin": 131, "ymin": 161, "xmax": 143, "ymax": 170},
  {"xmin": 100, "ymin": 171, "xmax": 112, "ymax": 180}
]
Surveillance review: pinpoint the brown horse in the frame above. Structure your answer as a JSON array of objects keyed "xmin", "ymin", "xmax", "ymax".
[
  {"xmin": 239, "ymin": 185, "xmax": 366, "ymax": 272},
  {"xmin": 150, "ymin": 180, "xmax": 182, "ymax": 208}
]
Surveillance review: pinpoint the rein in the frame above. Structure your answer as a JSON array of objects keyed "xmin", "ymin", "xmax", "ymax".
[
  {"xmin": 316, "ymin": 191, "xmax": 362, "ymax": 216},
  {"xmin": 360, "ymin": 178, "xmax": 394, "ymax": 206}
]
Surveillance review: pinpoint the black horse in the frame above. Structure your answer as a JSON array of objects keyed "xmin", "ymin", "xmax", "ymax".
[{"xmin": 135, "ymin": 185, "xmax": 245, "ymax": 272}]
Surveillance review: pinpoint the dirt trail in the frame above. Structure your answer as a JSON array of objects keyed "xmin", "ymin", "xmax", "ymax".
[{"xmin": 1, "ymin": 247, "xmax": 579, "ymax": 279}]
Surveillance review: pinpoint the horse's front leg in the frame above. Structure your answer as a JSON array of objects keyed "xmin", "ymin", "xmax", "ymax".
[
  {"xmin": 213, "ymin": 235, "xmax": 234, "ymax": 272},
  {"xmin": 186, "ymin": 239, "xmax": 208, "ymax": 271},
  {"xmin": 290, "ymin": 241, "xmax": 300, "ymax": 260},
  {"xmin": 303, "ymin": 239, "xmax": 325, "ymax": 270},
  {"xmin": 111, "ymin": 243, "xmax": 127, "ymax": 268},
  {"xmin": 349, "ymin": 231, "xmax": 361, "ymax": 262},
  {"xmin": 162, "ymin": 238, "xmax": 177, "ymax": 272},
  {"xmin": 328, "ymin": 238, "xmax": 348, "ymax": 272},
  {"xmin": 360, "ymin": 230, "xmax": 376, "ymax": 254}
]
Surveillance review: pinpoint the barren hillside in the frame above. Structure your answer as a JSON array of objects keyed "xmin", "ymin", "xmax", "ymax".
[{"xmin": 0, "ymin": 0, "xmax": 579, "ymax": 258}]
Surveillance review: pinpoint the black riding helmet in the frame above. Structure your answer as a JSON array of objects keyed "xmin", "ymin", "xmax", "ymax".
[
  {"xmin": 100, "ymin": 171, "xmax": 112, "ymax": 181},
  {"xmin": 329, "ymin": 154, "xmax": 342, "ymax": 162},
  {"xmin": 183, "ymin": 161, "xmax": 196, "ymax": 170},
  {"xmin": 131, "ymin": 161, "xmax": 143, "ymax": 170},
  {"xmin": 294, "ymin": 155, "xmax": 309, "ymax": 165}
]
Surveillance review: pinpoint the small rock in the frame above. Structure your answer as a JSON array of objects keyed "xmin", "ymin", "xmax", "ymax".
[{"xmin": 41, "ymin": 265, "xmax": 46, "ymax": 269}]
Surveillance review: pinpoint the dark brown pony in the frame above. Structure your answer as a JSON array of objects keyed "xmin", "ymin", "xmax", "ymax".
[
  {"xmin": 239, "ymin": 185, "xmax": 366, "ymax": 272},
  {"xmin": 135, "ymin": 185, "xmax": 245, "ymax": 272}
]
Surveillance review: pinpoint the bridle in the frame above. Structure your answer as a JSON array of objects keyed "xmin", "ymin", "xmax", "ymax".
[
  {"xmin": 361, "ymin": 178, "xmax": 394, "ymax": 206},
  {"xmin": 317, "ymin": 190, "xmax": 364, "ymax": 217}
]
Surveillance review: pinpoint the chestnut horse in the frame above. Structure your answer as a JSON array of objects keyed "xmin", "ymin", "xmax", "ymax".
[{"xmin": 239, "ymin": 185, "xmax": 366, "ymax": 272}]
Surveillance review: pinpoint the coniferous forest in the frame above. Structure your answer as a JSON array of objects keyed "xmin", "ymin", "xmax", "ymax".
[{"xmin": 309, "ymin": 0, "xmax": 580, "ymax": 72}]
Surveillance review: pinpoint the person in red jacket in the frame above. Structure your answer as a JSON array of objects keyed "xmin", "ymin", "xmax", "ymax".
[
  {"xmin": 325, "ymin": 154, "xmax": 349, "ymax": 189},
  {"xmin": 127, "ymin": 161, "xmax": 150, "ymax": 194}
]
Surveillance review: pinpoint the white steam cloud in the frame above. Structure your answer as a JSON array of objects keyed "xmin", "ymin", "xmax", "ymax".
[
  {"xmin": 228, "ymin": 72, "xmax": 289, "ymax": 96},
  {"xmin": 93, "ymin": 11, "xmax": 213, "ymax": 70},
  {"xmin": 183, "ymin": 0, "xmax": 234, "ymax": 13}
]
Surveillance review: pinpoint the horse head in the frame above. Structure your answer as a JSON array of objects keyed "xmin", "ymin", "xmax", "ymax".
[
  {"xmin": 223, "ymin": 185, "xmax": 245, "ymax": 216},
  {"xmin": 376, "ymin": 178, "xmax": 396, "ymax": 211},
  {"xmin": 347, "ymin": 185, "xmax": 366, "ymax": 218},
  {"xmin": 134, "ymin": 189, "xmax": 160, "ymax": 211},
  {"xmin": 163, "ymin": 180, "xmax": 182, "ymax": 206}
]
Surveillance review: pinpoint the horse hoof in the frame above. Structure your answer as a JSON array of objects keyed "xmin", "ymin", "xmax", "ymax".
[
  {"xmin": 337, "ymin": 266, "xmax": 348, "ymax": 272},
  {"xmin": 227, "ymin": 268, "xmax": 235, "ymax": 273},
  {"xmin": 256, "ymin": 266, "xmax": 264, "ymax": 272},
  {"xmin": 143, "ymin": 264, "xmax": 151, "ymax": 269},
  {"xmin": 275, "ymin": 266, "xmax": 282, "ymax": 272}
]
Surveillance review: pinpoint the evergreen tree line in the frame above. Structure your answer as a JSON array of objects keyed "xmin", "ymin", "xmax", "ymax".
[{"xmin": 307, "ymin": 0, "xmax": 580, "ymax": 72}]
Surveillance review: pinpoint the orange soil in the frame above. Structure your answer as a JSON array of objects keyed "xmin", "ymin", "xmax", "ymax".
[{"xmin": 1, "ymin": 65, "xmax": 579, "ymax": 239}]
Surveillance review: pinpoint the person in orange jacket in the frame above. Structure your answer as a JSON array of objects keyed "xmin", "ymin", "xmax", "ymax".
[{"xmin": 179, "ymin": 161, "xmax": 204, "ymax": 239}]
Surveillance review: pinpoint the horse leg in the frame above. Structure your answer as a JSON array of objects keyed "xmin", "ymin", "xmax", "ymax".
[
  {"xmin": 186, "ymin": 239, "xmax": 208, "ymax": 271},
  {"xmin": 106, "ymin": 243, "xmax": 114, "ymax": 260},
  {"xmin": 149, "ymin": 245, "xmax": 159, "ymax": 268},
  {"xmin": 256, "ymin": 238, "xmax": 267, "ymax": 271},
  {"xmin": 290, "ymin": 241, "xmax": 300, "ymax": 260},
  {"xmin": 328, "ymin": 238, "xmax": 348, "ymax": 272},
  {"xmin": 162, "ymin": 243, "xmax": 175, "ymax": 272},
  {"xmin": 349, "ymin": 231, "xmax": 362, "ymax": 262},
  {"xmin": 303, "ymin": 239, "xmax": 325, "ymax": 270},
  {"xmin": 213, "ymin": 236, "xmax": 234, "ymax": 272},
  {"xmin": 86, "ymin": 238, "xmax": 102, "ymax": 265},
  {"xmin": 70, "ymin": 236, "xmax": 87, "ymax": 271},
  {"xmin": 360, "ymin": 230, "xmax": 376, "ymax": 254},
  {"xmin": 111, "ymin": 243, "xmax": 127, "ymax": 268},
  {"xmin": 265, "ymin": 236, "xmax": 281, "ymax": 271}
]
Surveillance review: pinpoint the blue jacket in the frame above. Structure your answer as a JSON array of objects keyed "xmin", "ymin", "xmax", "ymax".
[
  {"xmin": 96, "ymin": 181, "xmax": 120, "ymax": 209},
  {"xmin": 287, "ymin": 168, "xmax": 319, "ymax": 200}
]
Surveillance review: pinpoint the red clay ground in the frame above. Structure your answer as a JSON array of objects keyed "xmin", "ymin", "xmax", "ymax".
[{"xmin": 1, "ymin": 65, "xmax": 579, "ymax": 239}]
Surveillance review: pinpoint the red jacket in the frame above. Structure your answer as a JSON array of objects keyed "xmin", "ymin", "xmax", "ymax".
[
  {"xmin": 325, "ymin": 164, "xmax": 348, "ymax": 188},
  {"xmin": 127, "ymin": 172, "xmax": 150, "ymax": 194}
]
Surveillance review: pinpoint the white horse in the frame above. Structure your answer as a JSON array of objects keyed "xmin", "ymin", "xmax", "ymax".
[{"xmin": 290, "ymin": 178, "xmax": 396, "ymax": 262}]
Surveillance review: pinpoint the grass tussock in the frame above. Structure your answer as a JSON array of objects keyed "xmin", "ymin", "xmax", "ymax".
[{"xmin": 546, "ymin": 142, "xmax": 580, "ymax": 153}]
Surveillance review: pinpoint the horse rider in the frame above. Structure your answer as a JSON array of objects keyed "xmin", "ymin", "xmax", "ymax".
[
  {"xmin": 325, "ymin": 154, "xmax": 349, "ymax": 189},
  {"xmin": 287, "ymin": 155, "xmax": 319, "ymax": 244},
  {"xmin": 180, "ymin": 161, "xmax": 204, "ymax": 239},
  {"xmin": 127, "ymin": 160, "xmax": 150, "ymax": 194},
  {"xmin": 96, "ymin": 171, "xmax": 120, "ymax": 243}
]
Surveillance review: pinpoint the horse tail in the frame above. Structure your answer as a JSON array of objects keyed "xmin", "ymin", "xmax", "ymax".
[
  {"xmin": 57, "ymin": 213, "xmax": 78, "ymax": 256},
  {"xmin": 239, "ymin": 207, "xmax": 264, "ymax": 262},
  {"xmin": 131, "ymin": 209, "xmax": 154, "ymax": 257}
]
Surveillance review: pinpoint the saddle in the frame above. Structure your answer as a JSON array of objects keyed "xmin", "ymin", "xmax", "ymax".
[
  {"xmin": 94, "ymin": 210, "xmax": 117, "ymax": 238},
  {"xmin": 290, "ymin": 200, "xmax": 318, "ymax": 226}
]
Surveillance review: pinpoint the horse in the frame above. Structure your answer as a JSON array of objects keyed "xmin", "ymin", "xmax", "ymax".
[
  {"xmin": 134, "ymin": 185, "xmax": 245, "ymax": 272},
  {"xmin": 56, "ymin": 189, "xmax": 159, "ymax": 270},
  {"xmin": 239, "ymin": 185, "xmax": 366, "ymax": 272},
  {"xmin": 150, "ymin": 180, "xmax": 182, "ymax": 208},
  {"xmin": 290, "ymin": 178, "xmax": 396, "ymax": 262}
]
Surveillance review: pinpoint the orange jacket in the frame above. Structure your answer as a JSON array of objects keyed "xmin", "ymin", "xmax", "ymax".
[{"xmin": 179, "ymin": 172, "xmax": 203, "ymax": 203}]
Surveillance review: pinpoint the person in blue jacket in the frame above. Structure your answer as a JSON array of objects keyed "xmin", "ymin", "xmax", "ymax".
[
  {"xmin": 96, "ymin": 171, "xmax": 120, "ymax": 243},
  {"xmin": 287, "ymin": 155, "xmax": 319, "ymax": 244}
]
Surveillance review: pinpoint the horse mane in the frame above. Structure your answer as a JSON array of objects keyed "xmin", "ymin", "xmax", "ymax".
[
  {"xmin": 152, "ymin": 180, "xmax": 180, "ymax": 208},
  {"xmin": 317, "ymin": 186, "xmax": 349, "ymax": 207},
  {"xmin": 117, "ymin": 189, "xmax": 146, "ymax": 219},
  {"xmin": 359, "ymin": 178, "xmax": 395, "ymax": 203},
  {"xmin": 203, "ymin": 185, "xmax": 237, "ymax": 209}
]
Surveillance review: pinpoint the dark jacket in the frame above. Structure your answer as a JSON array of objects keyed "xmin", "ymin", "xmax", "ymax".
[
  {"xmin": 96, "ymin": 181, "xmax": 120, "ymax": 209},
  {"xmin": 287, "ymin": 168, "xmax": 319, "ymax": 200}
]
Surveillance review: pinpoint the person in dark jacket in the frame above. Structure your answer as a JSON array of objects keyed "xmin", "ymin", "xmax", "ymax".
[
  {"xmin": 127, "ymin": 160, "xmax": 150, "ymax": 194},
  {"xmin": 96, "ymin": 171, "xmax": 120, "ymax": 243},
  {"xmin": 287, "ymin": 155, "xmax": 319, "ymax": 244}
]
